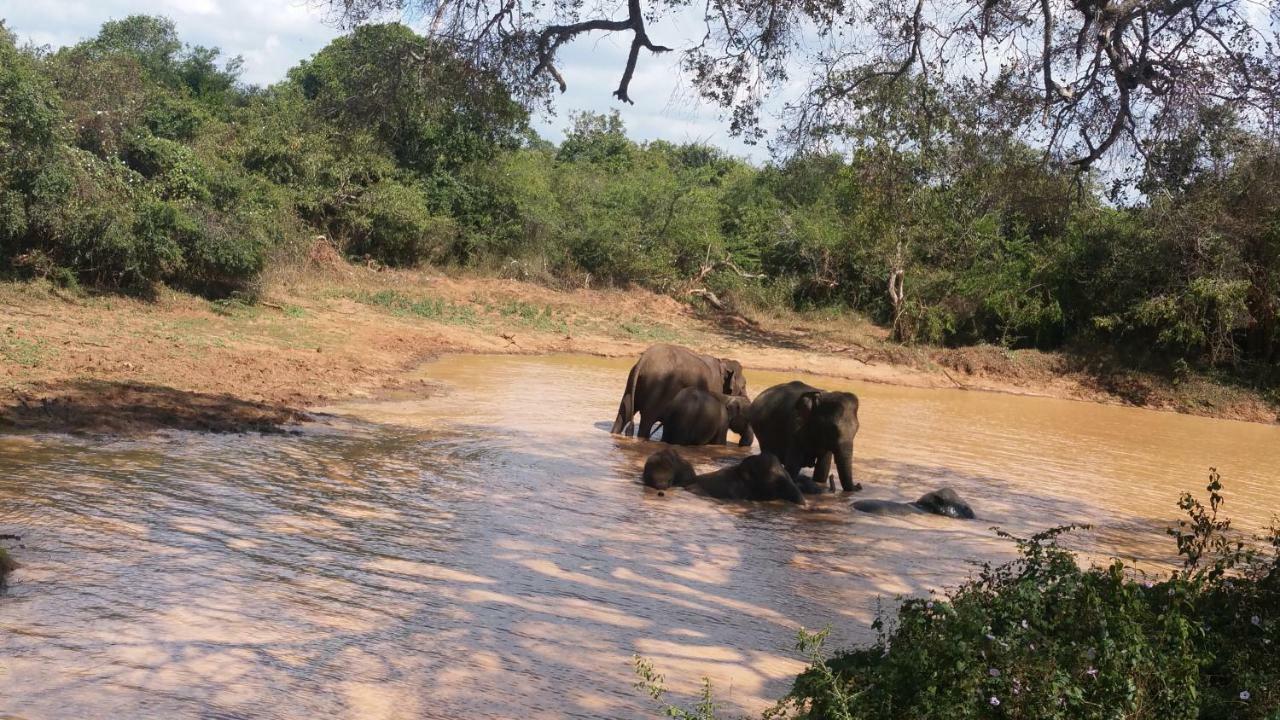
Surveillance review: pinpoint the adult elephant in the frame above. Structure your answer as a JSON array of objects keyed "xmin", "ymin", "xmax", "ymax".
[
  {"xmin": 749, "ymin": 381, "xmax": 860, "ymax": 492},
  {"xmin": 656, "ymin": 387, "xmax": 754, "ymax": 446},
  {"xmin": 610, "ymin": 344, "xmax": 748, "ymax": 440}
]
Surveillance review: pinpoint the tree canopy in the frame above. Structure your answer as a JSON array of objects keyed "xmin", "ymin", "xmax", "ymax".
[{"xmin": 322, "ymin": 0, "xmax": 1280, "ymax": 172}]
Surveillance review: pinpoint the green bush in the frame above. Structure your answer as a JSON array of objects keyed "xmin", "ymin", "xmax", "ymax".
[
  {"xmin": 123, "ymin": 133, "xmax": 211, "ymax": 201},
  {"xmin": 339, "ymin": 182, "xmax": 457, "ymax": 266}
]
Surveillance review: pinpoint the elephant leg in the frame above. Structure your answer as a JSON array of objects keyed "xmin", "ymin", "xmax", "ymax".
[
  {"xmin": 834, "ymin": 440, "xmax": 856, "ymax": 492},
  {"xmin": 782, "ymin": 446, "xmax": 805, "ymax": 481},
  {"xmin": 611, "ymin": 397, "xmax": 634, "ymax": 436},
  {"xmin": 737, "ymin": 425, "xmax": 755, "ymax": 448},
  {"xmin": 638, "ymin": 410, "xmax": 658, "ymax": 440},
  {"xmin": 813, "ymin": 451, "xmax": 834, "ymax": 493},
  {"xmin": 610, "ymin": 366, "xmax": 638, "ymax": 435}
]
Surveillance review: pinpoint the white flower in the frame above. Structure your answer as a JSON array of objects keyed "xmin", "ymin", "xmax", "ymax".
[
  {"xmin": 1086, "ymin": 667, "xmax": 1098, "ymax": 678},
  {"xmin": 989, "ymin": 668, "xmax": 1001, "ymax": 677},
  {"xmin": 989, "ymin": 696, "xmax": 1001, "ymax": 707},
  {"xmin": 1240, "ymin": 690, "xmax": 1251, "ymax": 701},
  {"xmin": 1021, "ymin": 619, "xmax": 1028, "ymax": 629},
  {"xmin": 1252, "ymin": 615, "xmax": 1262, "ymax": 627},
  {"xmin": 926, "ymin": 601, "xmax": 934, "ymax": 610},
  {"xmin": 986, "ymin": 633, "xmax": 996, "ymax": 641}
]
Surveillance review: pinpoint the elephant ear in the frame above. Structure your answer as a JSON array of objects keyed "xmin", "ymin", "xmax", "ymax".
[
  {"xmin": 720, "ymin": 360, "xmax": 746, "ymax": 396},
  {"xmin": 794, "ymin": 391, "xmax": 821, "ymax": 423}
]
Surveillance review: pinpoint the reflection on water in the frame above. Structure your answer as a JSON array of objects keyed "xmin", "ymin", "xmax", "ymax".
[{"xmin": 2, "ymin": 354, "xmax": 1278, "ymax": 719}]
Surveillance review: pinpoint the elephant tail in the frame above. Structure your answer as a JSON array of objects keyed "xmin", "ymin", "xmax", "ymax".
[{"xmin": 610, "ymin": 365, "xmax": 639, "ymax": 435}]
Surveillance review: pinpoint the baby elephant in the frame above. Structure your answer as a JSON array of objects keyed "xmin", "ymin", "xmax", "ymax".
[
  {"xmin": 642, "ymin": 449, "xmax": 805, "ymax": 505},
  {"xmin": 642, "ymin": 448, "xmax": 697, "ymax": 491},
  {"xmin": 657, "ymin": 387, "xmax": 754, "ymax": 446},
  {"xmin": 853, "ymin": 487, "xmax": 975, "ymax": 519}
]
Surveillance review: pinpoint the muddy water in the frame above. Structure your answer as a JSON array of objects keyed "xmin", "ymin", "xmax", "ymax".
[{"xmin": 3, "ymin": 354, "xmax": 1279, "ymax": 719}]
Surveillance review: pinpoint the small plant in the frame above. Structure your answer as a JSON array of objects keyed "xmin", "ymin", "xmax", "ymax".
[{"xmin": 634, "ymin": 655, "xmax": 720, "ymax": 720}]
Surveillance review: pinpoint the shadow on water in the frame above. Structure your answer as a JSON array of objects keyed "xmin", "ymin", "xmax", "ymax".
[
  {"xmin": 3, "ymin": 354, "xmax": 1278, "ymax": 719},
  {"xmin": 0, "ymin": 380, "xmax": 310, "ymax": 435}
]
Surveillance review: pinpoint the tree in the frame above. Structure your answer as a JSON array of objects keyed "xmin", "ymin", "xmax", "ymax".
[
  {"xmin": 320, "ymin": 0, "xmax": 1278, "ymax": 173},
  {"xmin": 289, "ymin": 23, "xmax": 528, "ymax": 174}
]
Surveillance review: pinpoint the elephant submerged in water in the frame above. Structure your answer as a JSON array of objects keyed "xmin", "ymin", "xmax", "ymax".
[
  {"xmin": 642, "ymin": 448, "xmax": 696, "ymax": 492},
  {"xmin": 749, "ymin": 381, "xmax": 861, "ymax": 493},
  {"xmin": 611, "ymin": 344, "xmax": 748, "ymax": 440},
  {"xmin": 853, "ymin": 488, "xmax": 975, "ymax": 519},
  {"xmin": 655, "ymin": 387, "xmax": 754, "ymax": 446},
  {"xmin": 641, "ymin": 449, "xmax": 805, "ymax": 505}
]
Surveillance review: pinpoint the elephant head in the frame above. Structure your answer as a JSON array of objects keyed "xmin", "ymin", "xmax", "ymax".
[
  {"xmin": 913, "ymin": 487, "xmax": 975, "ymax": 519},
  {"xmin": 643, "ymin": 448, "xmax": 696, "ymax": 491},
  {"xmin": 724, "ymin": 395, "xmax": 755, "ymax": 447},
  {"xmin": 740, "ymin": 454, "xmax": 806, "ymax": 505},
  {"xmin": 792, "ymin": 388, "xmax": 859, "ymax": 492},
  {"xmin": 719, "ymin": 359, "xmax": 747, "ymax": 397}
]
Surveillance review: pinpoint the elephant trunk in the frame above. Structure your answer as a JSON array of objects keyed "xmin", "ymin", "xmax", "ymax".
[
  {"xmin": 835, "ymin": 440, "xmax": 856, "ymax": 492},
  {"xmin": 737, "ymin": 424, "xmax": 755, "ymax": 447}
]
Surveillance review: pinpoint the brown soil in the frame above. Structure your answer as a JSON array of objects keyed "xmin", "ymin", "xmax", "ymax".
[{"xmin": 2, "ymin": 259, "xmax": 1276, "ymax": 435}]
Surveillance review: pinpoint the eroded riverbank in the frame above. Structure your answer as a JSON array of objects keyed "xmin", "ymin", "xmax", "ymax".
[
  {"xmin": 3, "ymin": 354, "xmax": 1278, "ymax": 719},
  {"xmin": 3, "ymin": 269, "xmax": 1278, "ymax": 437}
]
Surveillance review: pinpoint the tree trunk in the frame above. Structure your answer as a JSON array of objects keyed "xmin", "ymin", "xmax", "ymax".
[{"xmin": 888, "ymin": 241, "xmax": 906, "ymax": 342}]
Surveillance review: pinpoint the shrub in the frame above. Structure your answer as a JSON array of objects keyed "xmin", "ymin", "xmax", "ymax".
[
  {"xmin": 123, "ymin": 133, "xmax": 211, "ymax": 201},
  {"xmin": 338, "ymin": 182, "xmax": 457, "ymax": 266}
]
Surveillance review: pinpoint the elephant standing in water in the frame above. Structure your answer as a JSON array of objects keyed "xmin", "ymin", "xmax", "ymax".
[
  {"xmin": 854, "ymin": 488, "xmax": 975, "ymax": 519},
  {"xmin": 611, "ymin": 344, "xmax": 748, "ymax": 440},
  {"xmin": 656, "ymin": 387, "xmax": 754, "ymax": 446},
  {"xmin": 749, "ymin": 381, "xmax": 860, "ymax": 493},
  {"xmin": 642, "ymin": 449, "xmax": 805, "ymax": 505}
]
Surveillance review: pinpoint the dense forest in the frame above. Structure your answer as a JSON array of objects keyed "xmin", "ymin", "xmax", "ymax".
[{"xmin": 2, "ymin": 16, "xmax": 1279, "ymax": 395}]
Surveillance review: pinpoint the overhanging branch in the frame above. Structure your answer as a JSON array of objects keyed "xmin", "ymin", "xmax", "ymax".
[{"xmin": 532, "ymin": 0, "xmax": 671, "ymax": 103}]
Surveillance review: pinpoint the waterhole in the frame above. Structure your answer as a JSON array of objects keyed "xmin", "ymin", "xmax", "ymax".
[{"xmin": 3, "ymin": 354, "xmax": 1278, "ymax": 718}]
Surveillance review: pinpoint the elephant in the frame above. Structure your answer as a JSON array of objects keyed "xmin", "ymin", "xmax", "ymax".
[
  {"xmin": 642, "ymin": 448, "xmax": 697, "ymax": 492},
  {"xmin": 655, "ymin": 387, "xmax": 754, "ymax": 446},
  {"xmin": 853, "ymin": 487, "xmax": 975, "ymax": 519},
  {"xmin": 641, "ymin": 449, "xmax": 805, "ymax": 505},
  {"xmin": 748, "ymin": 381, "xmax": 860, "ymax": 492},
  {"xmin": 611, "ymin": 344, "xmax": 748, "ymax": 440}
]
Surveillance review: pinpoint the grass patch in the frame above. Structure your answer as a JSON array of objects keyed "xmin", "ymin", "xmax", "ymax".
[
  {"xmin": 495, "ymin": 299, "xmax": 569, "ymax": 333},
  {"xmin": 352, "ymin": 289, "xmax": 479, "ymax": 325},
  {"xmin": 209, "ymin": 297, "xmax": 260, "ymax": 318},
  {"xmin": 0, "ymin": 333, "xmax": 49, "ymax": 367},
  {"xmin": 619, "ymin": 320, "xmax": 683, "ymax": 343}
]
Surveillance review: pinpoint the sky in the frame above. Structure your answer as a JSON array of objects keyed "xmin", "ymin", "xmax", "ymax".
[{"xmin": 2, "ymin": 0, "xmax": 780, "ymax": 161}]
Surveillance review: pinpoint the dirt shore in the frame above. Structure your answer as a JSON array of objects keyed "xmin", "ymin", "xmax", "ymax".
[{"xmin": 3, "ymin": 262, "xmax": 1276, "ymax": 434}]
